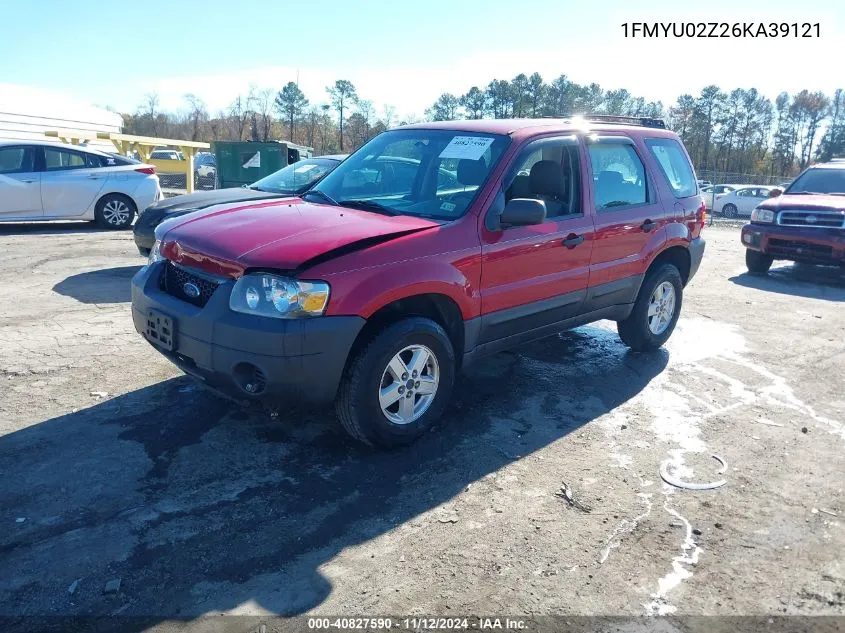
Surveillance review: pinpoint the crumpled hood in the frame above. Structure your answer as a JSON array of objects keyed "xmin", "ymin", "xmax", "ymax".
[
  {"xmin": 757, "ymin": 193, "xmax": 845, "ymax": 213},
  {"xmin": 159, "ymin": 198, "xmax": 440, "ymax": 277}
]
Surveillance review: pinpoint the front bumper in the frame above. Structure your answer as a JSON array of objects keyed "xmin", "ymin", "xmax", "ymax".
[
  {"xmin": 741, "ymin": 223, "xmax": 845, "ymax": 265},
  {"xmin": 133, "ymin": 210, "xmax": 164, "ymax": 256},
  {"xmin": 131, "ymin": 262, "xmax": 365, "ymax": 405}
]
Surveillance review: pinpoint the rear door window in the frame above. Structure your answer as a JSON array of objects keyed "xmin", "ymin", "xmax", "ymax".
[
  {"xmin": 44, "ymin": 148, "xmax": 88, "ymax": 170},
  {"xmin": 588, "ymin": 142, "xmax": 648, "ymax": 210},
  {"xmin": 645, "ymin": 138, "xmax": 697, "ymax": 198}
]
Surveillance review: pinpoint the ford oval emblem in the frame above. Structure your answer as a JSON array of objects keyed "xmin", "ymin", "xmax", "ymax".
[
  {"xmin": 805, "ymin": 215, "xmax": 818, "ymax": 224},
  {"xmin": 183, "ymin": 282, "xmax": 201, "ymax": 298}
]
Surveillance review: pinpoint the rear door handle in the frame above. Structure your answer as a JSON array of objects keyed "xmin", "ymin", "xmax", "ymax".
[
  {"xmin": 641, "ymin": 220, "xmax": 658, "ymax": 233},
  {"xmin": 20, "ymin": 179, "xmax": 36, "ymax": 184},
  {"xmin": 87, "ymin": 175, "xmax": 102, "ymax": 180},
  {"xmin": 562, "ymin": 234, "xmax": 585, "ymax": 248}
]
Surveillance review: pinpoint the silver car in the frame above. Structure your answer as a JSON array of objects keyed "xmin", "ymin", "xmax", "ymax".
[{"xmin": 0, "ymin": 140, "xmax": 161, "ymax": 229}]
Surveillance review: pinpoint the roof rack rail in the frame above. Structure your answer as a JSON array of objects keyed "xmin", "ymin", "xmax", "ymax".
[{"xmin": 561, "ymin": 114, "xmax": 667, "ymax": 129}]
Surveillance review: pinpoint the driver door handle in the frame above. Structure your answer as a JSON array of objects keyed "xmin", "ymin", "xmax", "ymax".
[
  {"xmin": 562, "ymin": 234, "xmax": 585, "ymax": 248},
  {"xmin": 641, "ymin": 220, "xmax": 658, "ymax": 233}
]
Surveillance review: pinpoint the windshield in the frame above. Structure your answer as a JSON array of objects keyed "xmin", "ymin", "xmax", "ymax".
[
  {"xmin": 309, "ymin": 129, "xmax": 510, "ymax": 220},
  {"xmin": 251, "ymin": 158, "xmax": 339, "ymax": 194},
  {"xmin": 786, "ymin": 167, "xmax": 845, "ymax": 195}
]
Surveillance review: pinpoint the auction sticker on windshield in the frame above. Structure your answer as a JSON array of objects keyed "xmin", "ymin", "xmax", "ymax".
[
  {"xmin": 439, "ymin": 136, "xmax": 495, "ymax": 160},
  {"xmin": 295, "ymin": 164, "xmax": 319, "ymax": 173}
]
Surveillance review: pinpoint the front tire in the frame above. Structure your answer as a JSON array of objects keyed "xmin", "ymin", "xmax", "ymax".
[
  {"xmin": 335, "ymin": 317, "xmax": 455, "ymax": 448},
  {"xmin": 617, "ymin": 263, "xmax": 683, "ymax": 352},
  {"xmin": 746, "ymin": 249, "xmax": 773, "ymax": 274},
  {"xmin": 723, "ymin": 204, "xmax": 738, "ymax": 219},
  {"xmin": 94, "ymin": 194, "xmax": 136, "ymax": 230}
]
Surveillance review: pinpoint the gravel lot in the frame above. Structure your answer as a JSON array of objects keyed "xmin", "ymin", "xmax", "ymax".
[{"xmin": 0, "ymin": 223, "xmax": 843, "ymax": 628}]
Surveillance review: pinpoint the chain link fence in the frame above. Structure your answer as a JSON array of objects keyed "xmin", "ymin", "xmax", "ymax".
[{"xmin": 697, "ymin": 169, "xmax": 792, "ymax": 187}]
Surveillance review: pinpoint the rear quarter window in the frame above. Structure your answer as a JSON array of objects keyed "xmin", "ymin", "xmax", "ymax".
[{"xmin": 645, "ymin": 138, "xmax": 697, "ymax": 198}]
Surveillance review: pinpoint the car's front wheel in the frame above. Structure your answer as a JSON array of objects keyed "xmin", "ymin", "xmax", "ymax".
[
  {"xmin": 94, "ymin": 194, "xmax": 136, "ymax": 229},
  {"xmin": 617, "ymin": 263, "xmax": 683, "ymax": 352},
  {"xmin": 746, "ymin": 249, "xmax": 773, "ymax": 274},
  {"xmin": 723, "ymin": 204, "xmax": 738, "ymax": 218},
  {"xmin": 335, "ymin": 317, "xmax": 455, "ymax": 448}
]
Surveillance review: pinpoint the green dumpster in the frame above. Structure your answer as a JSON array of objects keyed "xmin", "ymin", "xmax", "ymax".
[{"xmin": 214, "ymin": 141, "xmax": 308, "ymax": 189}]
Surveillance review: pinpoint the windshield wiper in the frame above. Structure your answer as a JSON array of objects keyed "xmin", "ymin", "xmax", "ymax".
[
  {"xmin": 302, "ymin": 189, "xmax": 339, "ymax": 206},
  {"xmin": 339, "ymin": 199, "xmax": 400, "ymax": 216}
]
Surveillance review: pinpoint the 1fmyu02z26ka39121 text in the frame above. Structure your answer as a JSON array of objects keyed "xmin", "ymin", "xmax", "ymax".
[{"xmin": 621, "ymin": 22, "xmax": 820, "ymax": 38}]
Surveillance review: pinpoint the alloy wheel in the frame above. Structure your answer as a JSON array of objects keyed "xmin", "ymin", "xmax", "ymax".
[
  {"xmin": 102, "ymin": 199, "xmax": 131, "ymax": 226},
  {"xmin": 647, "ymin": 281, "xmax": 676, "ymax": 335},
  {"xmin": 378, "ymin": 344, "xmax": 440, "ymax": 424}
]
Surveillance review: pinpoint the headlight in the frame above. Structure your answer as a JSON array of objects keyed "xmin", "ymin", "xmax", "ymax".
[
  {"xmin": 230, "ymin": 273, "xmax": 330, "ymax": 319},
  {"xmin": 751, "ymin": 208, "xmax": 775, "ymax": 223},
  {"xmin": 148, "ymin": 240, "xmax": 165, "ymax": 264}
]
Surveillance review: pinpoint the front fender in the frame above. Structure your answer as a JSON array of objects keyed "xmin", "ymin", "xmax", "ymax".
[{"xmin": 324, "ymin": 259, "xmax": 477, "ymax": 320}]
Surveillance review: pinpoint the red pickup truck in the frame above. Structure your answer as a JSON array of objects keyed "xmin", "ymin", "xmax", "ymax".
[
  {"xmin": 742, "ymin": 161, "xmax": 845, "ymax": 273},
  {"xmin": 131, "ymin": 116, "xmax": 705, "ymax": 447}
]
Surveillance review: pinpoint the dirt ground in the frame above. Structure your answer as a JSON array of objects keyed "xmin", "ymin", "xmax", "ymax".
[{"xmin": 0, "ymin": 222, "xmax": 843, "ymax": 629}]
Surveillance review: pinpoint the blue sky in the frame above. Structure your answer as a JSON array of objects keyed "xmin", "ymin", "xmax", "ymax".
[{"xmin": 1, "ymin": 0, "xmax": 841, "ymax": 118}]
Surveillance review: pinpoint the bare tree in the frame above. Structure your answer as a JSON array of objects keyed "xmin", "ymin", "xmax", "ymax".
[
  {"xmin": 229, "ymin": 88, "xmax": 256, "ymax": 141},
  {"xmin": 255, "ymin": 88, "xmax": 275, "ymax": 141},
  {"xmin": 382, "ymin": 105, "xmax": 396, "ymax": 129},
  {"xmin": 183, "ymin": 94, "xmax": 207, "ymax": 141},
  {"xmin": 306, "ymin": 106, "xmax": 318, "ymax": 149},
  {"xmin": 320, "ymin": 104, "xmax": 332, "ymax": 154},
  {"xmin": 356, "ymin": 99, "xmax": 374, "ymax": 142},
  {"xmin": 140, "ymin": 93, "xmax": 160, "ymax": 135}
]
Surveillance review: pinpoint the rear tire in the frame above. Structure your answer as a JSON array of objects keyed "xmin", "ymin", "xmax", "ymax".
[
  {"xmin": 723, "ymin": 204, "xmax": 738, "ymax": 219},
  {"xmin": 617, "ymin": 263, "xmax": 683, "ymax": 352},
  {"xmin": 335, "ymin": 317, "xmax": 455, "ymax": 448},
  {"xmin": 746, "ymin": 249, "xmax": 773, "ymax": 274},
  {"xmin": 94, "ymin": 194, "xmax": 136, "ymax": 230}
]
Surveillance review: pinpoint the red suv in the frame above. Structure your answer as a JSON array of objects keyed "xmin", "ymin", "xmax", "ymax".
[
  {"xmin": 131, "ymin": 116, "xmax": 705, "ymax": 447},
  {"xmin": 742, "ymin": 161, "xmax": 845, "ymax": 273}
]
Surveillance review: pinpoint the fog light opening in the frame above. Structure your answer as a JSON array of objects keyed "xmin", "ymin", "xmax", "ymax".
[{"xmin": 233, "ymin": 362, "xmax": 268, "ymax": 395}]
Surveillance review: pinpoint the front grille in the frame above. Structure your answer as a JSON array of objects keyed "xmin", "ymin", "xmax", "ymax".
[
  {"xmin": 768, "ymin": 239, "xmax": 833, "ymax": 259},
  {"xmin": 777, "ymin": 210, "xmax": 845, "ymax": 228},
  {"xmin": 161, "ymin": 261, "xmax": 221, "ymax": 307}
]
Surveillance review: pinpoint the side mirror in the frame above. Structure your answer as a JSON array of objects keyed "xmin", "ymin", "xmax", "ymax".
[
  {"xmin": 500, "ymin": 198, "xmax": 546, "ymax": 227},
  {"xmin": 768, "ymin": 188, "xmax": 783, "ymax": 198}
]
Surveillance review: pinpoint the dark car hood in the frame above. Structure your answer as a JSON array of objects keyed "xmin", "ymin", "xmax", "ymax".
[
  {"xmin": 146, "ymin": 188, "xmax": 284, "ymax": 213},
  {"xmin": 159, "ymin": 198, "xmax": 440, "ymax": 277},
  {"xmin": 758, "ymin": 193, "xmax": 845, "ymax": 213}
]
